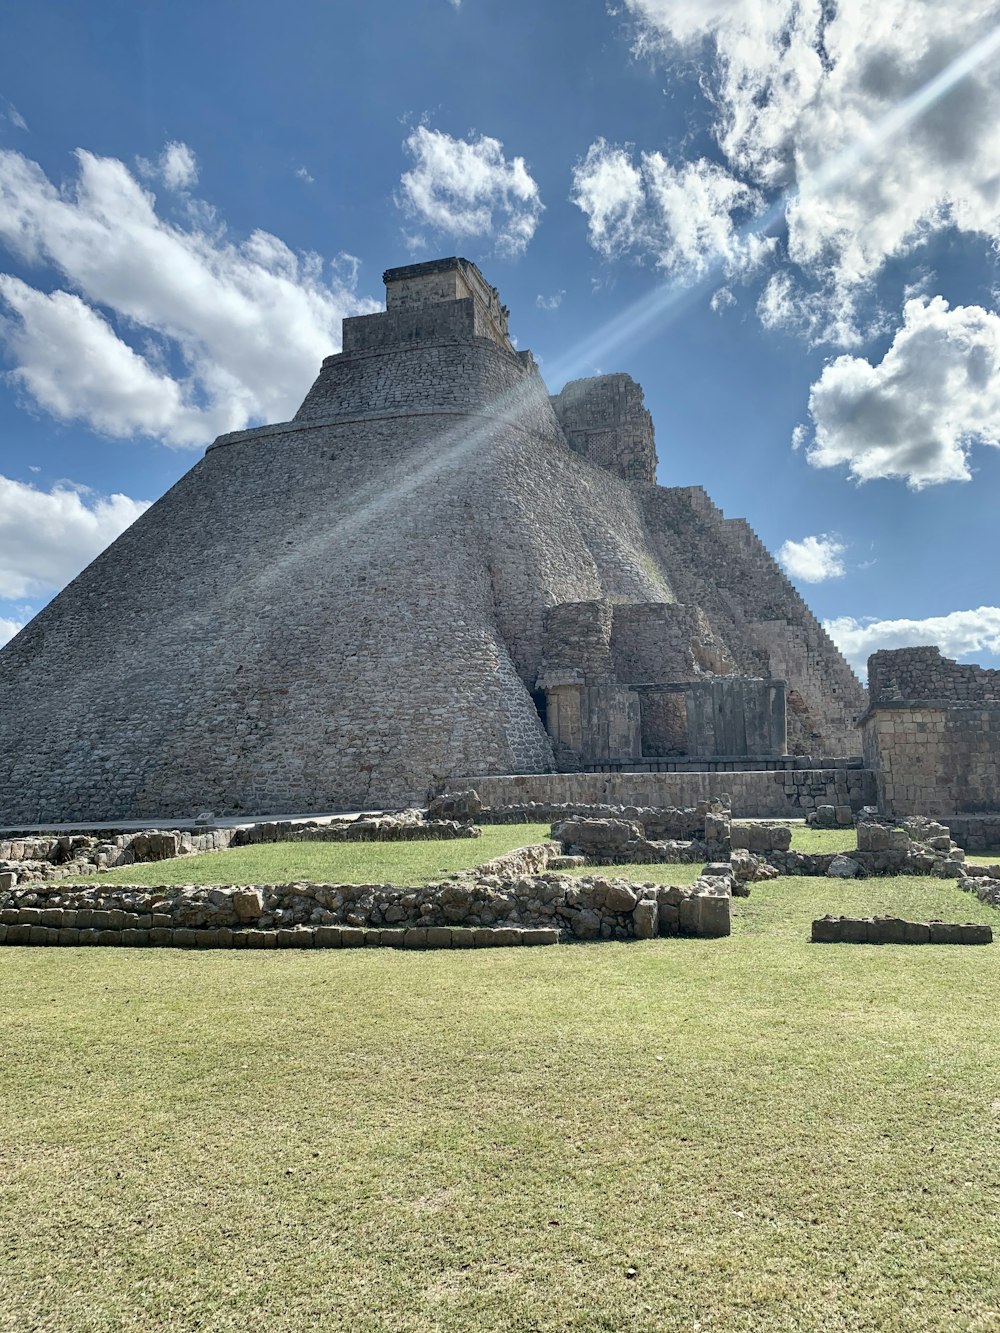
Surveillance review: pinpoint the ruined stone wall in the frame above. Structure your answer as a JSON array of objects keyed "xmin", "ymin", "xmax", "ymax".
[
  {"xmin": 550, "ymin": 374, "xmax": 657, "ymax": 484},
  {"xmin": 868, "ymin": 647, "xmax": 1000, "ymax": 704},
  {"xmin": 863, "ymin": 649, "xmax": 1000, "ymax": 818},
  {"xmin": 642, "ymin": 487, "xmax": 865, "ymax": 753},
  {"xmin": 0, "ymin": 873, "xmax": 732, "ymax": 944},
  {"xmin": 540, "ymin": 601, "xmax": 615, "ymax": 678},
  {"xmin": 609, "ymin": 602, "xmax": 733, "ymax": 683}
]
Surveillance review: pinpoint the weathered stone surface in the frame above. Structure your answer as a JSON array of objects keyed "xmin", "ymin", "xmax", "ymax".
[
  {"xmin": 827, "ymin": 855, "xmax": 861, "ymax": 878},
  {"xmin": 232, "ymin": 888, "xmax": 264, "ymax": 921},
  {"xmin": 632, "ymin": 899, "xmax": 658, "ymax": 939},
  {"xmin": 814, "ymin": 916, "xmax": 992, "ymax": 945},
  {"xmin": 604, "ymin": 882, "xmax": 639, "ymax": 913},
  {"xmin": 571, "ymin": 909, "xmax": 602, "ymax": 940},
  {"xmin": 427, "ymin": 790, "xmax": 482, "ymax": 823}
]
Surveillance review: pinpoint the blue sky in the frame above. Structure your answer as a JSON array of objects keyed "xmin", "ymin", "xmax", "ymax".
[{"xmin": 1, "ymin": 0, "xmax": 999, "ymax": 675}]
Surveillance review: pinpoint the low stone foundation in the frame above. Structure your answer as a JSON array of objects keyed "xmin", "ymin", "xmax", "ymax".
[
  {"xmin": 0, "ymin": 920, "xmax": 560, "ymax": 950},
  {"xmin": 0, "ymin": 812, "xmax": 477, "ymax": 886},
  {"xmin": 812, "ymin": 916, "xmax": 992, "ymax": 945},
  {"xmin": 0, "ymin": 872, "xmax": 732, "ymax": 944}
]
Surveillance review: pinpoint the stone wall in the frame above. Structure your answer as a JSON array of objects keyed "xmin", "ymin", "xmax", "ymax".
[
  {"xmin": 642, "ymin": 487, "xmax": 866, "ymax": 754},
  {"xmin": 863, "ymin": 648, "xmax": 1000, "ymax": 817},
  {"xmin": 0, "ymin": 871, "xmax": 732, "ymax": 944},
  {"xmin": 550, "ymin": 374, "xmax": 657, "ymax": 484},
  {"xmin": 945, "ymin": 816, "xmax": 1000, "ymax": 852},
  {"xmin": 868, "ymin": 646, "xmax": 1000, "ymax": 703},
  {"xmin": 467, "ymin": 769, "xmax": 875, "ymax": 818}
]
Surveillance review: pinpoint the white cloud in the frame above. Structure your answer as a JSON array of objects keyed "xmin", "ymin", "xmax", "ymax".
[
  {"xmin": 536, "ymin": 290, "xmax": 564, "ymax": 310},
  {"xmin": 0, "ymin": 146, "xmax": 377, "ymax": 446},
  {"xmin": 572, "ymin": 138, "xmax": 771, "ymax": 278},
  {"xmin": 2, "ymin": 98, "xmax": 27, "ymax": 132},
  {"xmin": 0, "ymin": 616, "xmax": 23, "ymax": 647},
  {"xmin": 804, "ymin": 295, "xmax": 1000, "ymax": 488},
  {"xmin": 0, "ymin": 474, "xmax": 149, "ymax": 599},
  {"xmin": 0, "ymin": 277, "xmax": 211, "ymax": 443},
  {"xmin": 398, "ymin": 126, "xmax": 543, "ymax": 257},
  {"xmin": 825, "ymin": 607, "xmax": 1000, "ymax": 674},
  {"xmin": 777, "ymin": 533, "xmax": 847, "ymax": 583},
  {"xmin": 295, "ymin": 165, "xmax": 315, "ymax": 184},
  {"xmin": 710, "ymin": 286, "xmax": 735, "ymax": 312},
  {"xmin": 621, "ymin": 1, "xmax": 1000, "ymax": 334},
  {"xmin": 159, "ymin": 141, "xmax": 198, "ymax": 191}
]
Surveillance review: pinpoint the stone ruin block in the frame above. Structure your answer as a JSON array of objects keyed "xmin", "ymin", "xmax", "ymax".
[
  {"xmin": 812, "ymin": 916, "xmax": 992, "ymax": 945},
  {"xmin": 729, "ymin": 821, "xmax": 791, "ymax": 853}
]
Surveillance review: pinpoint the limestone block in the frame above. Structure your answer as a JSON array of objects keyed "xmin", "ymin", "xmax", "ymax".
[
  {"xmin": 811, "ymin": 916, "xmax": 841, "ymax": 943},
  {"xmin": 604, "ymin": 883, "xmax": 638, "ymax": 913},
  {"xmin": 149, "ymin": 927, "xmax": 172, "ymax": 946},
  {"xmin": 6, "ymin": 923, "xmax": 29, "ymax": 944},
  {"xmin": 425, "ymin": 926, "xmax": 452, "ymax": 949},
  {"xmin": 827, "ymin": 855, "xmax": 860, "ymax": 878},
  {"xmin": 903, "ymin": 921, "xmax": 931, "ymax": 944},
  {"xmin": 521, "ymin": 928, "xmax": 558, "ymax": 946},
  {"xmin": 690, "ymin": 892, "xmax": 731, "ymax": 938},
  {"xmin": 571, "ymin": 909, "xmax": 602, "ymax": 940},
  {"xmin": 632, "ymin": 899, "xmax": 658, "ymax": 940},
  {"xmin": 403, "ymin": 928, "xmax": 428, "ymax": 949},
  {"xmin": 232, "ymin": 888, "xmax": 264, "ymax": 921},
  {"xmin": 315, "ymin": 926, "xmax": 342, "ymax": 948},
  {"xmin": 341, "ymin": 927, "xmax": 365, "ymax": 947},
  {"xmin": 928, "ymin": 922, "xmax": 962, "ymax": 944},
  {"xmin": 97, "ymin": 930, "xmax": 121, "ymax": 946},
  {"xmin": 840, "ymin": 918, "xmax": 871, "ymax": 943},
  {"xmin": 959, "ymin": 923, "xmax": 992, "ymax": 945},
  {"xmin": 28, "ymin": 925, "xmax": 50, "ymax": 945},
  {"xmin": 875, "ymin": 917, "xmax": 908, "ymax": 945}
]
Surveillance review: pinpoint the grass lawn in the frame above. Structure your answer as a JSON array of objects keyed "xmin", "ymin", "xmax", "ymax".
[
  {"xmin": 59, "ymin": 824, "xmax": 555, "ymax": 888},
  {"xmin": 2, "ymin": 865, "xmax": 999, "ymax": 1331}
]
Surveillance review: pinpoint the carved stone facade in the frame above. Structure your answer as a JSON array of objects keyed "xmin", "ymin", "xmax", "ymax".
[{"xmin": 0, "ymin": 256, "xmax": 867, "ymax": 821}]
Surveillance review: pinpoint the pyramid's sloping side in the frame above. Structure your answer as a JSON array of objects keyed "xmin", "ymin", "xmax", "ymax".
[{"xmin": 0, "ymin": 396, "xmax": 671, "ymax": 821}]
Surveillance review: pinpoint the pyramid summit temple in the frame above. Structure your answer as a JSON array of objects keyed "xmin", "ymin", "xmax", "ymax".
[{"xmin": 0, "ymin": 256, "xmax": 873, "ymax": 823}]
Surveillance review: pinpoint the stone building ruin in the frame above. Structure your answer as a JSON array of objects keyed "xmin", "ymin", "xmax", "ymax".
[{"xmin": 0, "ymin": 256, "xmax": 871, "ymax": 822}]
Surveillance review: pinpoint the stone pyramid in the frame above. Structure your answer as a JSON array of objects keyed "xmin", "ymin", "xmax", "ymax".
[{"xmin": 0, "ymin": 258, "xmax": 865, "ymax": 821}]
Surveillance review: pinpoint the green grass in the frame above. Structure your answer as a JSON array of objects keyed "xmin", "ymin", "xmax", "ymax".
[
  {"xmin": 2, "ymin": 871, "xmax": 998, "ymax": 1331},
  {"xmin": 789, "ymin": 825, "xmax": 857, "ymax": 853},
  {"xmin": 60, "ymin": 824, "xmax": 554, "ymax": 888}
]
